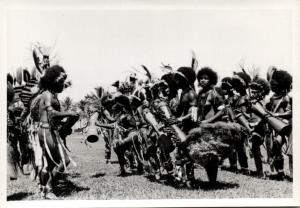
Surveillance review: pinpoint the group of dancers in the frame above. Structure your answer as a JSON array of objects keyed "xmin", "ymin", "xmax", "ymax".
[
  {"xmin": 7, "ymin": 46, "xmax": 293, "ymax": 199},
  {"xmin": 89, "ymin": 62, "xmax": 292, "ymax": 183}
]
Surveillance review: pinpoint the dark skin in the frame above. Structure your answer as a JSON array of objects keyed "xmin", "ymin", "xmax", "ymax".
[
  {"xmin": 173, "ymin": 74, "xmax": 198, "ymax": 183},
  {"xmin": 197, "ymin": 74, "xmax": 223, "ymax": 124},
  {"xmin": 174, "ymin": 76, "xmax": 197, "ymax": 122},
  {"xmin": 40, "ymin": 72, "xmax": 79, "ymax": 124},
  {"xmin": 111, "ymin": 103, "xmax": 145, "ymax": 173},
  {"xmin": 38, "ymin": 70, "xmax": 79, "ymax": 195},
  {"xmin": 269, "ymin": 81, "xmax": 292, "ymax": 119},
  {"xmin": 198, "ymin": 74, "xmax": 210, "ymax": 92},
  {"xmin": 103, "ymin": 109, "xmax": 117, "ymax": 122}
]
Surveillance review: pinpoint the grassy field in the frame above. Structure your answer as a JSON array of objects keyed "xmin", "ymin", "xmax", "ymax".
[{"xmin": 7, "ymin": 133, "xmax": 292, "ymax": 200}]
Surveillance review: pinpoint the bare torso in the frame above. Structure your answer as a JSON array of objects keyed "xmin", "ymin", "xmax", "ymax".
[{"xmin": 39, "ymin": 90, "xmax": 61, "ymax": 124}]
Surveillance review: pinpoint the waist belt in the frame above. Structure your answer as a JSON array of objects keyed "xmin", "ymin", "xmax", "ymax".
[{"xmin": 40, "ymin": 122, "xmax": 50, "ymax": 129}]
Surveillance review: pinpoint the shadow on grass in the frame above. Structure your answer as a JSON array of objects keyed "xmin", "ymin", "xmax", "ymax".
[
  {"xmin": 220, "ymin": 166, "xmax": 293, "ymax": 182},
  {"xmin": 7, "ymin": 192, "xmax": 35, "ymax": 201},
  {"xmin": 68, "ymin": 172, "xmax": 81, "ymax": 178},
  {"xmin": 109, "ymin": 160, "xmax": 119, "ymax": 164},
  {"xmin": 116, "ymin": 168, "xmax": 144, "ymax": 177},
  {"xmin": 21, "ymin": 172, "xmax": 31, "ymax": 176},
  {"xmin": 90, "ymin": 172, "xmax": 106, "ymax": 178},
  {"xmin": 195, "ymin": 180, "xmax": 239, "ymax": 191},
  {"xmin": 146, "ymin": 174, "xmax": 239, "ymax": 191},
  {"xmin": 53, "ymin": 180, "xmax": 90, "ymax": 197}
]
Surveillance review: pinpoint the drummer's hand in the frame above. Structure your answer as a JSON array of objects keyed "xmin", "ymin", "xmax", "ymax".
[
  {"xmin": 200, "ymin": 119, "xmax": 209, "ymax": 124},
  {"xmin": 142, "ymin": 100, "xmax": 149, "ymax": 108},
  {"xmin": 69, "ymin": 112, "xmax": 80, "ymax": 117},
  {"xmin": 176, "ymin": 117, "xmax": 183, "ymax": 123},
  {"xmin": 166, "ymin": 117, "xmax": 178, "ymax": 125}
]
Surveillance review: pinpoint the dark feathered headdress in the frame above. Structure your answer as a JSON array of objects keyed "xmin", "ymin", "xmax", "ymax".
[
  {"xmin": 112, "ymin": 80, "xmax": 120, "ymax": 88},
  {"xmin": 114, "ymin": 94, "xmax": 132, "ymax": 112},
  {"xmin": 32, "ymin": 42, "xmax": 52, "ymax": 78},
  {"xmin": 7, "ymin": 73, "xmax": 14, "ymax": 86},
  {"xmin": 221, "ymin": 77, "xmax": 233, "ymax": 91},
  {"xmin": 175, "ymin": 66, "xmax": 196, "ymax": 87},
  {"xmin": 7, "ymin": 82, "xmax": 14, "ymax": 103},
  {"xmin": 231, "ymin": 68, "xmax": 251, "ymax": 96},
  {"xmin": 232, "ymin": 71, "xmax": 251, "ymax": 88},
  {"xmin": 161, "ymin": 62, "xmax": 173, "ymax": 73},
  {"xmin": 23, "ymin": 68, "xmax": 31, "ymax": 83},
  {"xmin": 191, "ymin": 50, "xmax": 198, "ymax": 71},
  {"xmin": 141, "ymin": 65, "xmax": 152, "ymax": 82},
  {"xmin": 250, "ymin": 76, "xmax": 270, "ymax": 97},
  {"xmin": 33, "ymin": 49, "xmax": 43, "ymax": 74},
  {"xmin": 94, "ymin": 86, "xmax": 105, "ymax": 99},
  {"xmin": 269, "ymin": 69, "xmax": 292, "ymax": 93},
  {"xmin": 161, "ymin": 73, "xmax": 178, "ymax": 98},
  {"xmin": 267, "ymin": 66, "xmax": 277, "ymax": 82}
]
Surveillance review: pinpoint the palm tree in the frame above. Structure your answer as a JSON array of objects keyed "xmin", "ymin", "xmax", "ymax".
[
  {"xmin": 77, "ymin": 99, "xmax": 87, "ymax": 133},
  {"xmin": 63, "ymin": 96, "xmax": 73, "ymax": 111},
  {"xmin": 84, "ymin": 93, "xmax": 97, "ymax": 104},
  {"xmin": 78, "ymin": 99, "xmax": 87, "ymax": 113}
]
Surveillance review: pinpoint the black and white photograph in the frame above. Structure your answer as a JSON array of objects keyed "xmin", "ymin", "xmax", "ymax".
[{"xmin": 1, "ymin": 0, "xmax": 300, "ymax": 207}]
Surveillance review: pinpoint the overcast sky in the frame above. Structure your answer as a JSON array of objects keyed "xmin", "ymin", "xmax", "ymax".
[{"xmin": 7, "ymin": 8, "xmax": 293, "ymax": 101}]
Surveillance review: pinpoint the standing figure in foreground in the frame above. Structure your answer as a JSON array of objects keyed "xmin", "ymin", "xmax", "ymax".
[
  {"xmin": 7, "ymin": 77, "xmax": 20, "ymax": 180},
  {"xmin": 248, "ymin": 77, "xmax": 270, "ymax": 177},
  {"xmin": 196, "ymin": 67, "xmax": 223, "ymax": 124},
  {"xmin": 266, "ymin": 68, "xmax": 292, "ymax": 180},
  {"xmin": 99, "ymin": 95, "xmax": 118, "ymax": 163},
  {"xmin": 225, "ymin": 72, "xmax": 251, "ymax": 173},
  {"xmin": 173, "ymin": 66, "xmax": 198, "ymax": 188},
  {"xmin": 112, "ymin": 94, "xmax": 145, "ymax": 176},
  {"xmin": 150, "ymin": 73, "xmax": 179, "ymax": 177},
  {"xmin": 37, "ymin": 65, "xmax": 79, "ymax": 199}
]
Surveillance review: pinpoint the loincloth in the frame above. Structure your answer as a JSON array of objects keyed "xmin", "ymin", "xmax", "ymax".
[{"xmin": 38, "ymin": 123, "xmax": 76, "ymax": 170}]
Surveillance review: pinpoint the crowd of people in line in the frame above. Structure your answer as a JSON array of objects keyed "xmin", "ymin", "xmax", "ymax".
[{"xmin": 7, "ymin": 46, "xmax": 292, "ymax": 199}]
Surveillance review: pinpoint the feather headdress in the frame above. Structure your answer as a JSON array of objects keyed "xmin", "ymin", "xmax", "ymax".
[
  {"xmin": 161, "ymin": 62, "xmax": 173, "ymax": 73},
  {"xmin": 191, "ymin": 50, "xmax": 198, "ymax": 71},
  {"xmin": 267, "ymin": 66, "xmax": 277, "ymax": 82},
  {"xmin": 141, "ymin": 65, "xmax": 152, "ymax": 81},
  {"xmin": 31, "ymin": 42, "xmax": 53, "ymax": 78}
]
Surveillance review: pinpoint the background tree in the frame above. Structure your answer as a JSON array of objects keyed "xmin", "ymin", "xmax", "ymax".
[
  {"xmin": 77, "ymin": 99, "xmax": 87, "ymax": 133},
  {"xmin": 63, "ymin": 96, "xmax": 73, "ymax": 111}
]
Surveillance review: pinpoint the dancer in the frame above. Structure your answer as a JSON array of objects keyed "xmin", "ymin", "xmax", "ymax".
[
  {"xmin": 266, "ymin": 68, "xmax": 292, "ymax": 180},
  {"xmin": 36, "ymin": 65, "xmax": 79, "ymax": 198}
]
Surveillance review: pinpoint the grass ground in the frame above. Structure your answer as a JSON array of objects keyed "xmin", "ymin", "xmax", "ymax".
[{"xmin": 7, "ymin": 133, "xmax": 292, "ymax": 200}]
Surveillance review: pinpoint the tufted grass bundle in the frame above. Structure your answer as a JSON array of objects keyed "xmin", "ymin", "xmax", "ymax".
[{"xmin": 186, "ymin": 121, "xmax": 248, "ymax": 168}]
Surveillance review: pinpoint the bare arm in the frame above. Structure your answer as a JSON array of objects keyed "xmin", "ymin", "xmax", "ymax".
[
  {"xmin": 203, "ymin": 110, "xmax": 224, "ymax": 123},
  {"xmin": 95, "ymin": 120, "xmax": 115, "ymax": 129},
  {"xmin": 103, "ymin": 109, "xmax": 117, "ymax": 122},
  {"xmin": 178, "ymin": 90, "xmax": 198, "ymax": 122},
  {"xmin": 275, "ymin": 98, "xmax": 292, "ymax": 119},
  {"xmin": 274, "ymin": 110, "xmax": 292, "ymax": 119}
]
